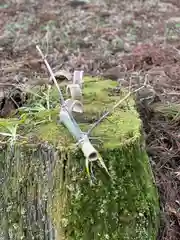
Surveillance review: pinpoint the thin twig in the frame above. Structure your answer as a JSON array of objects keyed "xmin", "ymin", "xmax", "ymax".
[
  {"xmin": 10, "ymin": 96, "xmax": 19, "ymax": 108},
  {"xmin": 87, "ymin": 76, "xmax": 148, "ymax": 136},
  {"xmin": 36, "ymin": 46, "xmax": 83, "ymax": 131},
  {"xmin": 36, "ymin": 45, "xmax": 65, "ymax": 105}
]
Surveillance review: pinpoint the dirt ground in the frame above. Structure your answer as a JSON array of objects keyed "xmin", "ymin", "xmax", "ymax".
[{"xmin": 0, "ymin": 0, "xmax": 180, "ymax": 239}]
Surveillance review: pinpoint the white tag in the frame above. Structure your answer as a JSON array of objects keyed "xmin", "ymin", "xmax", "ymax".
[{"xmin": 73, "ymin": 70, "xmax": 84, "ymax": 86}]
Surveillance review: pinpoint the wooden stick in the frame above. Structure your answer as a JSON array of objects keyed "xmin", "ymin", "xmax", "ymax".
[{"xmin": 36, "ymin": 45, "xmax": 65, "ymax": 105}]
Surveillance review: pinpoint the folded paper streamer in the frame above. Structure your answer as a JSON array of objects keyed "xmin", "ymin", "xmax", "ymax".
[
  {"xmin": 64, "ymin": 99, "xmax": 83, "ymax": 113},
  {"xmin": 66, "ymin": 70, "xmax": 83, "ymax": 101},
  {"xmin": 60, "ymin": 70, "xmax": 98, "ymax": 162}
]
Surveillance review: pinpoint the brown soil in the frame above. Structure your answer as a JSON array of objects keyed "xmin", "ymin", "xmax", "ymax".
[{"xmin": 1, "ymin": 0, "xmax": 180, "ymax": 239}]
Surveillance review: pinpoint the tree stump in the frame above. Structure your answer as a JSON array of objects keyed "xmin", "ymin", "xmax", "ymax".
[{"xmin": 0, "ymin": 77, "xmax": 160, "ymax": 240}]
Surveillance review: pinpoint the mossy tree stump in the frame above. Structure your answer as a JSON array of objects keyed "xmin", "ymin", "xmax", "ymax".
[{"xmin": 0, "ymin": 77, "xmax": 159, "ymax": 240}]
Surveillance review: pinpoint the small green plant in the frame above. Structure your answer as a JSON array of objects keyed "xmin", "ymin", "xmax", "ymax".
[
  {"xmin": 0, "ymin": 123, "xmax": 18, "ymax": 145},
  {"xmin": 0, "ymin": 4, "xmax": 9, "ymax": 9},
  {"xmin": 40, "ymin": 20, "xmax": 57, "ymax": 32},
  {"xmin": 164, "ymin": 18, "xmax": 180, "ymax": 43},
  {"xmin": 0, "ymin": 115, "xmax": 26, "ymax": 146},
  {"xmin": 42, "ymin": 85, "xmax": 51, "ymax": 121},
  {"xmin": 153, "ymin": 103, "xmax": 180, "ymax": 121},
  {"xmin": 19, "ymin": 84, "xmax": 53, "ymax": 125}
]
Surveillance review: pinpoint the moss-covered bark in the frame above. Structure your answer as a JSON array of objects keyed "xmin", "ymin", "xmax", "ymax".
[{"xmin": 0, "ymin": 77, "xmax": 159, "ymax": 240}]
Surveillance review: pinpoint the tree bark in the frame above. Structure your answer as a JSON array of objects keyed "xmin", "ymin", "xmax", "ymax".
[{"xmin": 0, "ymin": 77, "xmax": 160, "ymax": 240}]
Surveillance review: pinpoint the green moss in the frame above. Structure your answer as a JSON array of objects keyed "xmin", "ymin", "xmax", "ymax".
[
  {"xmin": 35, "ymin": 122, "xmax": 70, "ymax": 146},
  {"xmin": 51, "ymin": 144, "xmax": 159, "ymax": 240},
  {"xmin": 0, "ymin": 76, "xmax": 160, "ymax": 240},
  {"xmin": 0, "ymin": 76, "xmax": 140, "ymax": 149}
]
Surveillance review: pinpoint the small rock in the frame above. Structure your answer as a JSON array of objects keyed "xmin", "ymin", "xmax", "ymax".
[
  {"xmin": 111, "ymin": 38, "xmax": 124, "ymax": 52},
  {"xmin": 76, "ymin": 39, "xmax": 93, "ymax": 48},
  {"xmin": 0, "ymin": 99, "xmax": 16, "ymax": 118},
  {"xmin": 102, "ymin": 66, "xmax": 126, "ymax": 81},
  {"xmin": 68, "ymin": 0, "xmax": 89, "ymax": 7},
  {"xmin": 124, "ymin": 42, "xmax": 132, "ymax": 52},
  {"xmin": 99, "ymin": 11, "xmax": 110, "ymax": 18},
  {"xmin": 50, "ymin": 70, "xmax": 72, "ymax": 84}
]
